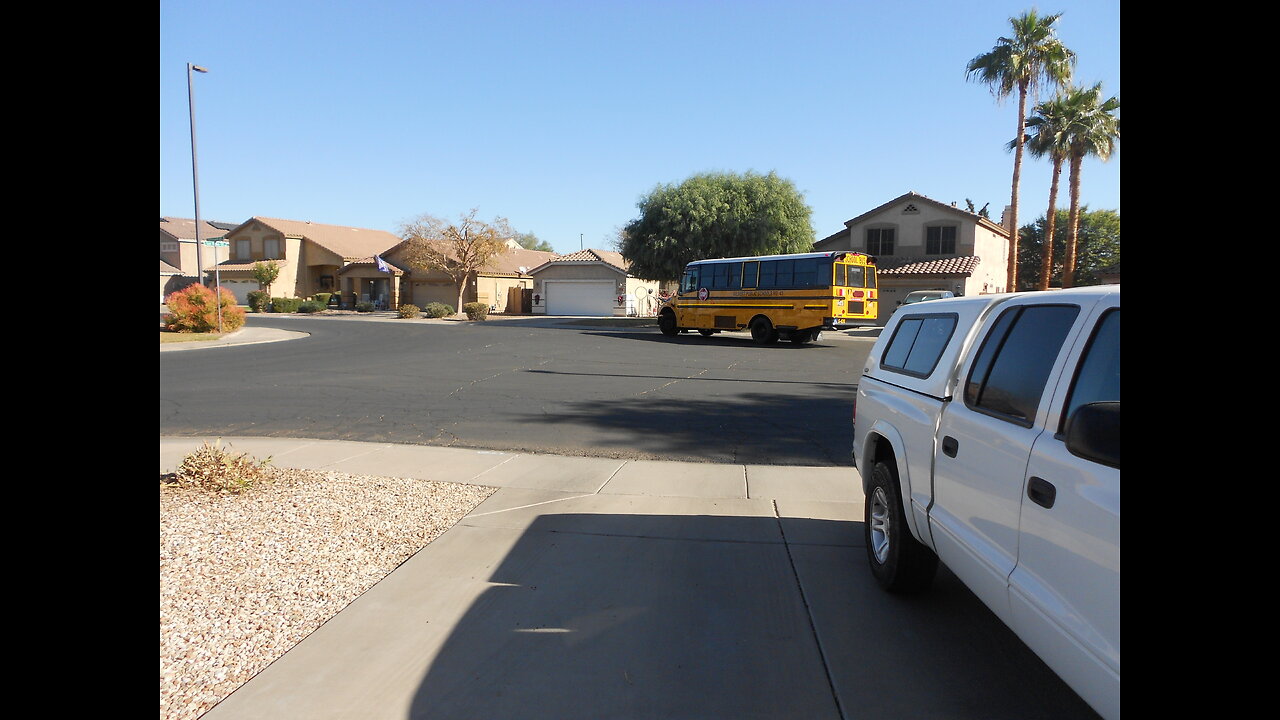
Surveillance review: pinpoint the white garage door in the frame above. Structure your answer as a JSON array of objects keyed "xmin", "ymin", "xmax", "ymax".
[
  {"xmin": 546, "ymin": 281, "xmax": 615, "ymax": 316},
  {"xmin": 219, "ymin": 281, "xmax": 259, "ymax": 305}
]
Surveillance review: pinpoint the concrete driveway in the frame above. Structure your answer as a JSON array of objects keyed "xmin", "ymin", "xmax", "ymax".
[{"xmin": 161, "ymin": 438, "xmax": 1100, "ymax": 720}]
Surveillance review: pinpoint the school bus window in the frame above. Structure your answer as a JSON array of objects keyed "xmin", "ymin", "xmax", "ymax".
[
  {"xmin": 743, "ymin": 261, "xmax": 759, "ymax": 288},
  {"xmin": 681, "ymin": 269, "xmax": 699, "ymax": 293},
  {"xmin": 847, "ymin": 266, "xmax": 865, "ymax": 288},
  {"xmin": 836, "ymin": 264, "xmax": 847, "ymax": 287},
  {"xmin": 794, "ymin": 259, "xmax": 815, "ymax": 287},
  {"xmin": 711, "ymin": 262, "xmax": 741, "ymax": 289}
]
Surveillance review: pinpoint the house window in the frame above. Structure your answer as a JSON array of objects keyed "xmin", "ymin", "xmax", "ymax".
[
  {"xmin": 926, "ymin": 226, "xmax": 957, "ymax": 254},
  {"xmin": 867, "ymin": 228, "xmax": 895, "ymax": 255},
  {"xmin": 161, "ymin": 241, "xmax": 178, "ymax": 252},
  {"xmin": 264, "ymin": 237, "xmax": 280, "ymax": 259},
  {"xmin": 237, "ymin": 239, "xmax": 251, "ymax": 260}
]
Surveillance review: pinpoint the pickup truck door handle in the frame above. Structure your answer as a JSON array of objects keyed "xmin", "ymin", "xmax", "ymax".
[
  {"xmin": 1027, "ymin": 477, "xmax": 1057, "ymax": 509},
  {"xmin": 942, "ymin": 436, "xmax": 959, "ymax": 457}
]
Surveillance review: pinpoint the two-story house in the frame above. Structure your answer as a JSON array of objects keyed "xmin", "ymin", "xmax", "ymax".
[
  {"xmin": 160, "ymin": 217, "xmax": 241, "ymax": 301},
  {"xmin": 208, "ymin": 217, "xmax": 405, "ymax": 305},
  {"xmin": 814, "ymin": 191, "xmax": 1012, "ymax": 323}
]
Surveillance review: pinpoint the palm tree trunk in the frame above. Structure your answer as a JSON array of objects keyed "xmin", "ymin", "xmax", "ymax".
[
  {"xmin": 1063, "ymin": 152, "xmax": 1083, "ymax": 288},
  {"xmin": 1007, "ymin": 82, "xmax": 1028, "ymax": 292},
  {"xmin": 1039, "ymin": 156, "xmax": 1063, "ymax": 290}
]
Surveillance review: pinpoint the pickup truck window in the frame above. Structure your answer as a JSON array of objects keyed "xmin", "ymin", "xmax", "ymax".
[
  {"xmin": 881, "ymin": 314, "xmax": 958, "ymax": 377},
  {"xmin": 964, "ymin": 304, "xmax": 1080, "ymax": 426},
  {"xmin": 1062, "ymin": 309, "xmax": 1121, "ymax": 432}
]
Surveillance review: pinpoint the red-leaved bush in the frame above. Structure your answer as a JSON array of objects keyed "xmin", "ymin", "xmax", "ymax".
[{"xmin": 164, "ymin": 284, "xmax": 246, "ymax": 333}]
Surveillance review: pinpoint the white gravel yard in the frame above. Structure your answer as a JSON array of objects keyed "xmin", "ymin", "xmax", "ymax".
[{"xmin": 160, "ymin": 467, "xmax": 496, "ymax": 720}]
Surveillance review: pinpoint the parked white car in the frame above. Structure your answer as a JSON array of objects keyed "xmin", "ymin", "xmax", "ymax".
[
  {"xmin": 853, "ymin": 286, "xmax": 1119, "ymax": 719},
  {"xmin": 897, "ymin": 289, "xmax": 955, "ymax": 306}
]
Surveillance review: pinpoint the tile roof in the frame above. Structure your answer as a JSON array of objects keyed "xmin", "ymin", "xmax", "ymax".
[
  {"xmin": 205, "ymin": 260, "xmax": 262, "ymax": 272},
  {"xmin": 877, "ymin": 255, "xmax": 981, "ymax": 276},
  {"xmin": 234, "ymin": 217, "xmax": 403, "ymax": 259},
  {"xmin": 160, "ymin": 260, "xmax": 182, "ymax": 274},
  {"xmin": 536, "ymin": 249, "xmax": 629, "ymax": 273},
  {"xmin": 487, "ymin": 246, "xmax": 560, "ymax": 275},
  {"xmin": 160, "ymin": 217, "xmax": 239, "ymax": 242}
]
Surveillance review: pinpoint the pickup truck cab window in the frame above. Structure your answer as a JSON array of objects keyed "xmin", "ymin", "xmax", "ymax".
[
  {"xmin": 881, "ymin": 314, "xmax": 958, "ymax": 378},
  {"xmin": 1061, "ymin": 309, "xmax": 1121, "ymax": 432},
  {"xmin": 963, "ymin": 304, "xmax": 1080, "ymax": 426}
]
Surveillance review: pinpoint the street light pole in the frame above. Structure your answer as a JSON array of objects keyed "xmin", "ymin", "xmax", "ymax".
[{"xmin": 188, "ymin": 63, "xmax": 209, "ymax": 286}]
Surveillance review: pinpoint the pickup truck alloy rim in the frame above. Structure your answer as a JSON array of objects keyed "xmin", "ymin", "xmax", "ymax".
[{"xmin": 869, "ymin": 486, "xmax": 891, "ymax": 563}]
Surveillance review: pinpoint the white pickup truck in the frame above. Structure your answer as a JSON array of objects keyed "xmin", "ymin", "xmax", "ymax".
[{"xmin": 852, "ymin": 285, "xmax": 1119, "ymax": 719}]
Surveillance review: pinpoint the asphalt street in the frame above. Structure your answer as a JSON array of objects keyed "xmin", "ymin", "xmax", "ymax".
[{"xmin": 160, "ymin": 315, "xmax": 872, "ymax": 465}]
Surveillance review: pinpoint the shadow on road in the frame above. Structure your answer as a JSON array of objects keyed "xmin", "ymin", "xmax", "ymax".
[{"xmin": 513, "ymin": 387, "xmax": 855, "ymax": 466}]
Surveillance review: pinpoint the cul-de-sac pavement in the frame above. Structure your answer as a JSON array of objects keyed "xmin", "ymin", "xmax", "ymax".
[{"xmin": 159, "ymin": 313, "xmax": 1102, "ymax": 720}]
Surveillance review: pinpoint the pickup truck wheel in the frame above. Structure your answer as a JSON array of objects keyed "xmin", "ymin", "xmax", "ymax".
[{"xmin": 866, "ymin": 461, "xmax": 938, "ymax": 594}]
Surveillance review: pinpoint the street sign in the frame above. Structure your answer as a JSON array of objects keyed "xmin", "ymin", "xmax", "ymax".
[{"xmin": 202, "ymin": 238, "xmax": 229, "ymax": 247}]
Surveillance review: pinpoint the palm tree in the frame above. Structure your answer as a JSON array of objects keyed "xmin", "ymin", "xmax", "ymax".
[
  {"xmin": 967, "ymin": 10, "xmax": 1075, "ymax": 291},
  {"xmin": 1060, "ymin": 83, "xmax": 1120, "ymax": 287},
  {"xmin": 1020, "ymin": 94, "xmax": 1073, "ymax": 289}
]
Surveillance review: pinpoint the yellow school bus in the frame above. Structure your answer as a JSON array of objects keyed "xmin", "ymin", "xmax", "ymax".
[{"xmin": 657, "ymin": 251, "xmax": 879, "ymax": 344}]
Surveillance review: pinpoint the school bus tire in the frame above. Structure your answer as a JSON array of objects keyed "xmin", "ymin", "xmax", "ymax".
[
  {"xmin": 750, "ymin": 316, "xmax": 779, "ymax": 345},
  {"xmin": 658, "ymin": 309, "xmax": 679, "ymax": 337}
]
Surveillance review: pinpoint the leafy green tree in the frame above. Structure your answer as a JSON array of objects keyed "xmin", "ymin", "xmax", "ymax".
[
  {"xmin": 1017, "ymin": 208, "xmax": 1119, "ymax": 288},
  {"xmin": 252, "ymin": 260, "xmax": 281, "ymax": 296},
  {"xmin": 967, "ymin": 9, "xmax": 1075, "ymax": 291},
  {"xmin": 620, "ymin": 171, "xmax": 814, "ymax": 281},
  {"xmin": 1060, "ymin": 83, "xmax": 1120, "ymax": 287},
  {"xmin": 515, "ymin": 232, "xmax": 555, "ymax": 253}
]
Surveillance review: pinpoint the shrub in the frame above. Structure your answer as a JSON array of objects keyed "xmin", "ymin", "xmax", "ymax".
[
  {"xmin": 271, "ymin": 297, "xmax": 303, "ymax": 313},
  {"xmin": 463, "ymin": 302, "xmax": 489, "ymax": 321},
  {"xmin": 163, "ymin": 284, "xmax": 246, "ymax": 333},
  {"xmin": 355, "ymin": 301, "xmax": 375, "ymax": 313},
  {"xmin": 423, "ymin": 302, "xmax": 454, "ymax": 318},
  {"xmin": 313, "ymin": 292, "xmax": 333, "ymax": 307},
  {"xmin": 246, "ymin": 290, "xmax": 270, "ymax": 313},
  {"xmin": 398, "ymin": 304, "xmax": 421, "ymax": 319},
  {"xmin": 168, "ymin": 439, "xmax": 272, "ymax": 494},
  {"xmin": 298, "ymin": 300, "xmax": 324, "ymax": 313}
]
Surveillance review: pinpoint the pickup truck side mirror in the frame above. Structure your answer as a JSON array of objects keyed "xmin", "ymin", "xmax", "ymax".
[{"xmin": 1064, "ymin": 401, "xmax": 1120, "ymax": 468}]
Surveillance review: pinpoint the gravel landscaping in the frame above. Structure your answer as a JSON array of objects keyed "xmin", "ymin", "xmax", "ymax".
[{"xmin": 160, "ymin": 466, "xmax": 495, "ymax": 720}]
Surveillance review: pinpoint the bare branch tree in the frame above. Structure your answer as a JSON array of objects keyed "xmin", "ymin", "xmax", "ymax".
[{"xmin": 399, "ymin": 209, "xmax": 513, "ymax": 313}]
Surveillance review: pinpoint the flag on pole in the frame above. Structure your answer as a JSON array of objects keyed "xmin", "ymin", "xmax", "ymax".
[{"xmin": 375, "ymin": 255, "xmax": 391, "ymax": 273}]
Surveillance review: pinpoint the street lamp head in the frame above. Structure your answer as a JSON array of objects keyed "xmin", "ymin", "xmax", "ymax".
[{"xmin": 190, "ymin": 64, "xmax": 209, "ymax": 73}]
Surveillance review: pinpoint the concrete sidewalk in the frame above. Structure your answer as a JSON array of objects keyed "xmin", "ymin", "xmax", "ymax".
[{"xmin": 160, "ymin": 437, "xmax": 1097, "ymax": 720}]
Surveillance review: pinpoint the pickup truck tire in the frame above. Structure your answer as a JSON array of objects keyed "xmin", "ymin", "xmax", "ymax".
[{"xmin": 866, "ymin": 461, "xmax": 938, "ymax": 594}]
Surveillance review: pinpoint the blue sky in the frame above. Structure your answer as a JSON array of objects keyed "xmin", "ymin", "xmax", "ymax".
[{"xmin": 160, "ymin": 0, "xmax": 1119, "ymax": 255}]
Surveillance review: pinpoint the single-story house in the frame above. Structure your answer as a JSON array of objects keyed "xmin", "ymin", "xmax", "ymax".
[
  {"xmin": 527, "ymin": 249, "xmax": 664, "ymax": 316},
  {"xmin": 381, "ymin": 239, "xmax": 558, "ymax": 313},
  {"xmin": 814, "ymin": 191, "xmax": 1013, "ymax": 324}
]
